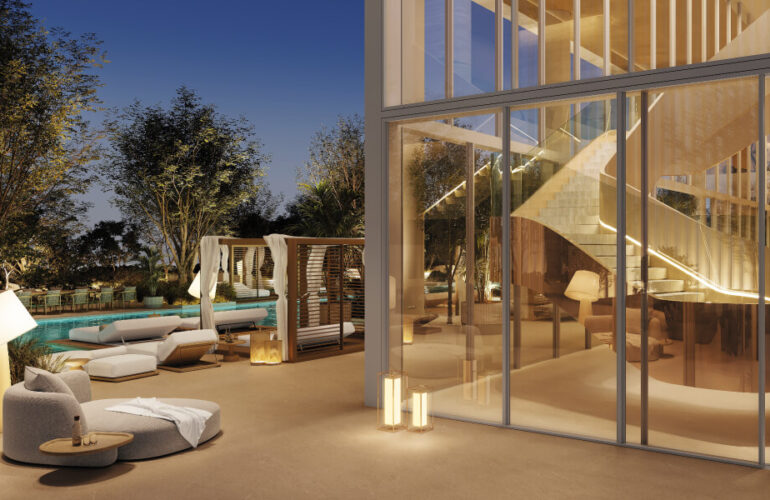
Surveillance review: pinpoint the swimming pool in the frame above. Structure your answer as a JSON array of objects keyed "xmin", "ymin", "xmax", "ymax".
[{"xmin": 24, "ymin": 301, "xmax": 277, "ymax": 351}]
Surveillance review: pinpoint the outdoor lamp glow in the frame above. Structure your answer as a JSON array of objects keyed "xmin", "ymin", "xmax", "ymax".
[
  {"xmin": 187, "ymin": 272, "xmax": 216, "ymax": 300},
  {"xmin": 0, "ymin": 290, "xmax": 38, "ymax": 432},
  {"xmin": 378, "ymin": 370, "xmax": 406, "ymax": 431},
  {"xmin": 402, "ymin": 321, "xmax": 413, "ymax": 345},
  {"xmin": 265, "ymin": 339, "xmax": 282, "ymax": 365},
  {"xmin": 408, "ymin": 386, "xmax": 433, "ymax": 432},
  {"xmin": 564, "ymin": 270, "xmax": 600, "ymax": 325},
  {"xmin": 249, "ymin": 329, "xmax": 272, "ymax": 365}
]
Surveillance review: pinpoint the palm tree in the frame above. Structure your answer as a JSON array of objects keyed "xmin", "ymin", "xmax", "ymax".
[{"xmin": 290, "ymin": 181, "xmax": 363, "ymax": 238}]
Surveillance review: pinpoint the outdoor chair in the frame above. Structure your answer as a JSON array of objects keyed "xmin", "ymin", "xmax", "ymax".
[
  {"xmin": 92, "ymin": 287, "xmax": 114, "ymax": 310},
  {"xmin": 66, "ymin": 288, "xmax": 90, "ymax": 312},
  {"xmin": 117, "ymin": 286, "xmax": 137, "ymax": 308},
  {"xmin": 15, "ymin": 291, "xmax": 34, "ymax": 312},
  {"xmin": 40, "ymin": 290, "xmax": 62, "ymax": 314}
]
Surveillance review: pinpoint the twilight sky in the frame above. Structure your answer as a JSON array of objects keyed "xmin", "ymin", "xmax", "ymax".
[{"xmin": 27, "ymin": 0, "xmax": 364, "ymax": 224}]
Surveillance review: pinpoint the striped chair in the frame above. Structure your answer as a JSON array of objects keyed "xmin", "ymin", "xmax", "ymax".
[
  {"xmin": 92, "ymin": 287, "xmax": 114, "ymax": 310},
  {"xmin": 66, "ymin": 288, "xmax": 90, "ymax": 312},
  {"xmin": 41, "ymin": 290, "xmax": 62, "ymax": 314}
]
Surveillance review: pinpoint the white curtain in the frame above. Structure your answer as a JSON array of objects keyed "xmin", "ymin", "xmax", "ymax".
[
  {"xmin": 256, "ymin": 247, "xmax": 266, "ymax": 289},
  {"xmin": 244, "ymin": 247, "xmax": 256, "ymax": 288},
  {"xmin": 200, "ymin": 236, "xmax": 221, "ymax": 330},
  {"xmin": 264, "ymin": 234, "xmax": 288, "ymax": 361},
  {"xmin": 306, "ymin": 245, "xmax": 328, "ymax": 327},
  {"xmin": 220, "ymin": 245, "xmax": 229, "ymax": 283}
]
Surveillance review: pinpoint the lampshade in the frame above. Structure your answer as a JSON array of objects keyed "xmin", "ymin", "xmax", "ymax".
[
  {"xmin": 564, "ymin": 270, "xmax": 600, "ymax": 302},
  {"xmin": 0, "ymin": 290, "xmax": 37, "ymax": 343},
  {"xmin": 378, "ymin": 370, "xmax": 406, "ymax": 431},
  {"xmin": 187, "ymin": 272, "xmax": 216, "ymax": 300}
]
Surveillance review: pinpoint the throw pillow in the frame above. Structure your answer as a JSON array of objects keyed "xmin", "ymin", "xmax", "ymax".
[{"xmin": 24, "ymin": 366, "xmax": 76, "ymax": 399}]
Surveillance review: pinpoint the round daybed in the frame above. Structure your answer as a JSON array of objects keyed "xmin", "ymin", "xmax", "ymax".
[{"xmin": 2, "ymin": 370, "xmax": 220, "ymax": 467}]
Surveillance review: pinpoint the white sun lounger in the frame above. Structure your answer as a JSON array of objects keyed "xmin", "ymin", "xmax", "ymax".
[
  {"xmin": 69, "ymin": 316, "xmax": 183, "ymax": 344},
  {"xmin": 178, "ymin": 308, "xmax": 268, "ymax": 332},
  {"xmin": 126, "ymin": 329, "xmax": 219, "ymax": 372},
  {"xmin": 296, "ymin": 322, "xmax": 356, "ymax": 348}
]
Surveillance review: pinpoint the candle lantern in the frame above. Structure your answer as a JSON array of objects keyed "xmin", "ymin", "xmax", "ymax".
[
  {"xmin": 378, "ymin": 370, "xmax": 406, "ymax": 431},
  {"xmin": 408, "ymin": 385, "xmax": 433, "ymax": 432}
]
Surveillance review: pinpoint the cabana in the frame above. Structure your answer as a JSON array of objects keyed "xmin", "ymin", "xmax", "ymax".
[{"xmin": 199, "ymin": 235, "xmax": 364, "ymax": 362}]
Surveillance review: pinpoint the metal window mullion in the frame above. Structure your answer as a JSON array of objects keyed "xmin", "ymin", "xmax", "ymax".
[
  {"xmin": 574, "ymin": 0, "xmax": 580, "ymax": 80},
  {"xmin": 496, "ymin": 0, "xmax": 503, "ymax": 92},
  {"xmin": 758, "ymin": 74, "xmax": 766, "ymax": 467},
  {"xmin": 640, "ymin": 90, "xmax": 649, "ymax": 445},
  {"xmin": 502, "ymin": 106, "xmax": 511, "ymax": 426},
  {"xmin": 603, "ymin": 0, "xmax": 610, "ymax": 76},
  {"xmin": 617, "ymin": 91, "xmax": 627, "ymax": 444},
  {"xmin": 512, "ymin": 0, "xmax": 519, "ymax": 89},
  {"xmin": 627, "ymin": 0, "xmax": 634, "ymax": 72},
  {"xmin": 446, "ymin": 0, "xmax": 454, "ymax": 99}
]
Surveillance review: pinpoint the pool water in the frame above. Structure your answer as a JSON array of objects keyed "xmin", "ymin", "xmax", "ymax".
[{"xmin": 24, "ymin": 301, "xmax": 277, "ymax": 351}]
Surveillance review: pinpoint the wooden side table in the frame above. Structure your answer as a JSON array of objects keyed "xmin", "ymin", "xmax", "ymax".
[
  {"xmin": 39, "ymin": 432, "xmax": 133, "ymax": 456},
  {"xmin": 218, "ymin": 338, "xmax": 246, "ymax": 362}
]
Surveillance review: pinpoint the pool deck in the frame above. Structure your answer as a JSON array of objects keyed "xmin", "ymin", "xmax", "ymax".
[{"xmin": 3, "ymin": 351, "xmax": 769, "ymax": 499}]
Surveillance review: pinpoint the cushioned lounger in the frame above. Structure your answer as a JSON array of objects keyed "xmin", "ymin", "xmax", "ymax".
[
  {"xmin": 214, "ymin": 308, "xmax": 268, "ymax": 330},
  {"xmin": 297, "ymin": 321, "xmax": 356, "ymax": 345},
  {"xmin": 69, "ymin": 315, "xmax": 183, "ymax": 344},
  {"xmin": 126, "ymin": 329, "xmax": 219, "ymax": 372}
]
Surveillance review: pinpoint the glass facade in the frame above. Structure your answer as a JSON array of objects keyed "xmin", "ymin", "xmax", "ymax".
[
  {"xmin": 377, "ymin": 0, "xmax": 770, "ymax": 467},
  {"xmin": 389, "ymin": 111, "xmax": 504, "ymax": 422},
  {"xmin": 383, "ymin": 0, "xmax": 770, "ymax": 107}
]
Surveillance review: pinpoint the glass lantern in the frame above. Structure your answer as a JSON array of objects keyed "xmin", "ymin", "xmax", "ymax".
[
  {"xmin": 265, "ymin": 339, "xmax": 282, "ymax": 365},
  {"xmin": 378, "ymin": 370, "xmax": 406, "ymax": 431},
  {"xmin": 408, "ymin": 385, "xmax": 433, "ymax": 432},
  {"xmin": 249, "ymin": 329, "xmax": 273, "ymax": 365}
]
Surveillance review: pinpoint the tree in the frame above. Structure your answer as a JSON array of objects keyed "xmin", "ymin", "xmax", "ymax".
[
  {"xmin": 229, "ymin": 184, "xmax": 284, "ymax": 238},
  {"xmin": 408, "ymin": 139, "xmax": 470, "ymax": 324},
  {"xmin": 78, "ymin": 220, "xmax": 142, "ymax": 282},
  {"xmin": 0, "ymin": 0, "xmax": 104, "ymax": 280},
  {"xmin": 103, "ymin": 87, "xmax": 269, "ymax": 284},
  {"xmin": 288, "ymin": 181, "xmax": 364, "ymax": 237},
  {"xmin": 298, "ymin": 114, "xmax": 364, "ymax": 232}
]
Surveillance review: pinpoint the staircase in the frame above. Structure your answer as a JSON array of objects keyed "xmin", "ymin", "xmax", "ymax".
[{"xmin": 521, "ymin": 133, "xmax": 706, "ymax": 302}]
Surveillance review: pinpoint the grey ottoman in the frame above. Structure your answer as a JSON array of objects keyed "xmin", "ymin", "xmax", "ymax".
[{"xmin": 82, "ymin": 398, "xmax": 221, "ymax": 460}]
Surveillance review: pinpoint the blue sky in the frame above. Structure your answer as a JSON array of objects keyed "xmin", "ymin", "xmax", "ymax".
[{"xmin": 27, "ymin": 0, "xmax": 364, "ymax": 223}]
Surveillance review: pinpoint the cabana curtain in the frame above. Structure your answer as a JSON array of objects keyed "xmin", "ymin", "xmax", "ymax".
[
  {"xmin": 200, "ymin": 235, "xmax": 222, "ymax": 330},
  {"xmin": 265, "ymin": 234, "xmax": 288, "ymax": 361},
  {"xmin": 244, "ymin": 247, "xmax": 256, "ymax": 287}
]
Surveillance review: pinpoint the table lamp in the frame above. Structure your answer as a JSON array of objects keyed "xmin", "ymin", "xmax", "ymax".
[
  {"xmin": 564, "ymin": 270, "xmax": 600, "ymax": 325},
  {"xmin": 0, "ymin": 290, "xmax": 38, "ymax": 432}
]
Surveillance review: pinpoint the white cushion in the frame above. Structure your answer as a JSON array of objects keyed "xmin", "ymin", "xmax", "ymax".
[
  {"xmin": 69, "ymin": 326, "xmax": 100, "ymax": 343},
  {"xmin": 87, "ymin": 346, "xmax": 128, "ymax": 360},
  {"xmin": 179, "ymin": 317, "xmax": 201, "ymax": 330},
  {"xmin": 86, "ymin": 354, "xmax": 156, "ymax": 379},
  {"xmin": 125, "ymin": 342, "xmax": 161, "ymax": 358},
  {"xmin": 214, "ymin": 309, "xmax": 267, "ymax": 328},
  {"xmin": 97, "ymin": 316, "xmax": 183, "ymax": 343},
  {"xmin": 156, "ymin": 329, "xmax": 217, "ymax": 362},
  {"xmin": 297, "ymin": 322, "xmax": 355, "ymax": 344}
]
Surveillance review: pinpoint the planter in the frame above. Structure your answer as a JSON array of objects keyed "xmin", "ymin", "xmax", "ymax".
[{"xmin": 143, "ymin": 296, "xmax": 164, "ymax": 309}]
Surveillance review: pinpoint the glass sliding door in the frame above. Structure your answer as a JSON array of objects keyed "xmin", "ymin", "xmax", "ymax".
[
  {"xmin": 389, "ymin": 110, "xmax": 503, "ymax": 423},
  {"xmin": 508, "ymin": 95, "xmax": 618, "ymax": 440},
  {"xmin": 627, "ymin": 77, "xmax": 760, "ymax": 462}
]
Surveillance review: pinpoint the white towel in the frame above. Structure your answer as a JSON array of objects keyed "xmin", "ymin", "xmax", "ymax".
[{"xmin": 106, "ymin": 397, "xmax": 212, "ymax": 448}]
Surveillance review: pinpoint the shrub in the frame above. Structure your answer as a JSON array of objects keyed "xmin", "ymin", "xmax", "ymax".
[
  {"xmin": 216, "ymin": 282, "xmax": 236, "ymax": 302},
  {"xmin": 158, "ymin": 281, "xmax": 189, "ymax": 305},
  {"xmin": 8, "ymin": 337, "xmax": 65, "ymax": 385}
]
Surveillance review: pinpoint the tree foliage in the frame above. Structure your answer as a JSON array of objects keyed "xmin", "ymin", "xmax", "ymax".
[
  {"xmin": 292, "ymin": 115, "xmax": 364, "ymax": 237},
  {"xmin": 0, "ymin": 0, "xmax": 104, "ymax": 284},
  {"xmin": 103, "ymin": 87, "xmax": 269, "ymax": 283}
]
